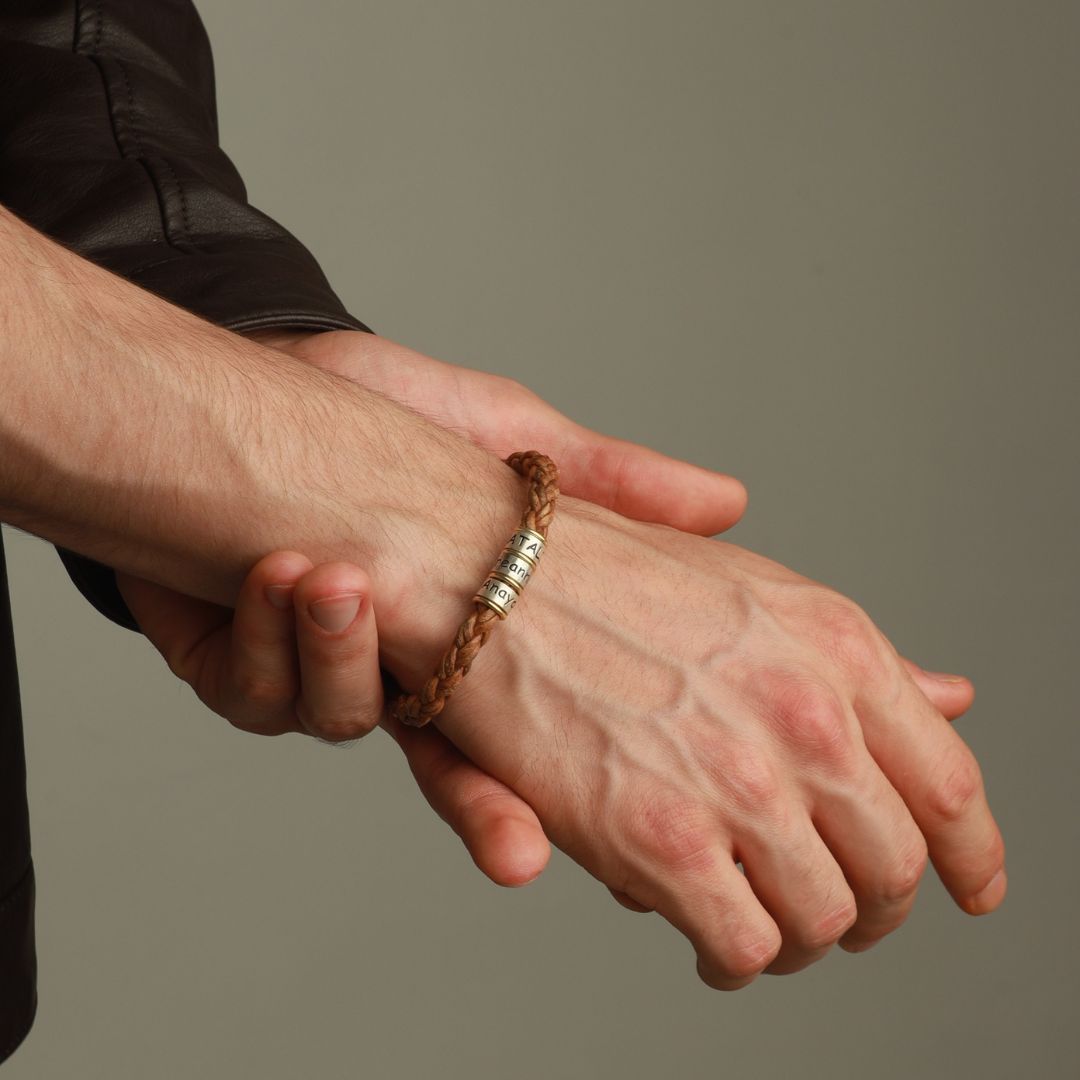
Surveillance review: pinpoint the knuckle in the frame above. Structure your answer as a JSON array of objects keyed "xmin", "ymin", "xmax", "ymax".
[
  {"xmin": 927, "ymin": 751, "xmax": 983, "ymax": 823},
  {"xmin": 802, "ymin": 900, "xmax": 859, "ymax": 951},
  {"xmin": 628, "ymin": 791, "xmax": 717, "ymax": 875},
  {"xmin": 768, "ymin": 678, "xmax": 854, "ymax": 768},
  {"xmin": 721, "ymin": 929, "xmax": 782, "ymax": 980},
  {"xmin": 228, "ymin": 715, "xmax": 290, "ymax": 738},
  {"xmin": 296, "ymin": 705, "xmax": 372, "ymax": 742},
  {"xmin": 817, "ymin": 596, "xmax": 891, "ymax": 680},
  {"xmin": 235, "ymin": 671, "xmax": 295, "ymax": 710},
  {"xmin": 503, "ymin": 375, "xmax": 533, "ymax": 398},
  {"xmin": 723, "ymin": 747, "xmax": 784, "ymax": 814},
  {"xmin": 877, "ymin": 840, "xmax": 929, "ymax": 904}
]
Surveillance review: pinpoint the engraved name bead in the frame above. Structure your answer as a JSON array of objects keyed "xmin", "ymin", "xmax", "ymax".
[
  {"xmin": 474, "ymin": 576, "xmax": 518, "ymax": 617},
  {"xmin": 504, "ymin": 527, "xmax": 545, "ymax": 567},
  {"xmin": 489, "ymin": 550, "xmax": 532, "ymax": 591}
]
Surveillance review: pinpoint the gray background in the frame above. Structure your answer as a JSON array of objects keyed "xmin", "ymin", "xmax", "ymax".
[{"xmin": 5, "ymin": 1, "xmax": 1077, "ymax": 1076}]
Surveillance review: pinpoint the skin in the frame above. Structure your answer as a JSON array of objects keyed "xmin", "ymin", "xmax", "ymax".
[
  {"xmin": 0, "ymin": 212, "xmax": 1004, "ymax": 987},
  {"xmin": 413, "ymin": 505, "xmax": 1006, "ymax": 985},
  {"xmin": 113, "ymin": 325, "xmax": 753, "ymax": 891},
  {"xmin": 115, "ymin": 329, "xmax": 996, "ymax": 937}
]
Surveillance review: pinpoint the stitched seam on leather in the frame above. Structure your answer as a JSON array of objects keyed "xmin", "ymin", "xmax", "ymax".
[
  {"xmin": 75, "ymin": 0, "xmax": 189, "ymax": 258},
  {"xmin": 74, "ymin": 2, "xmax": 121, "ymax": 156},
  {"xmin": 127, "ymin": 249, "xmax": 328, "ymax": 278},
  {"xmin": 0, "ymin": 860, "xmax": 32, "ymax": 919},
  {"xmin": 114, "ymin": 57, "xmax": 146, "ymax": 161},
  {"xmin": 157, "ymin": 157, "xmax": 195, "ymax": 247},
  {"xmin": 108, "ymin": 10, "xmax": 199, "ymax": 251}
]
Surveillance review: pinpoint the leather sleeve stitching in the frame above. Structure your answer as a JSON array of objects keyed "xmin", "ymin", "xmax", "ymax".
[
  {"xmin": 76, "ymin": 0, "xmax": 193, "ymax": 257},
  {"xmin": 114, "ymin": 55, "xmax": 146, "ymax": 161},
  {"xmin": 92, "ymin": 0, "xmax": 103, "ymax": 53},
  {"xmin": 157, "ymin": 155, "xmax": 196, "ymax": 247}
]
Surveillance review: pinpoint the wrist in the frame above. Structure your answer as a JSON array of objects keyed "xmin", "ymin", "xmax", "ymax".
[
  {"xmin": 223, "ymin": 331, "xmax": 540, "ymax": 692},
  {"xmin": 236, "ymin": 322, "xmax": 572, "ymax": 697},
  {"xmin": 376, "ymin": 464, "xmax": 600, "ymax": 716},
  {"xmin": 367, "ymin": 442, "xmax": 532, "ymax": 693}
]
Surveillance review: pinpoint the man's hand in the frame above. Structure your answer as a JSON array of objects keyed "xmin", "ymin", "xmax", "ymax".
[
  {"xmin": 376, "ymin": 496, "xmax": 1006, "ymax": 988},
  {"xmin": 243, "ymin": 328, "xmax": 988, "ymax": 922},
  {"xmin": 117, "ymin": 325, "xmax": 983, "ymax": 908},
  {"xmin": 115, "ymin": 549, "xmax": 552, "ymax": 888},
  {"xmin": 243, "ymin": 328, "xmax": 749, "ymax": 538},
  {"xmin": 240, "ymin": 330, "xmax": 980, "ymax": 712},
  {"xmin": 0, "ymin": 209, "xmax": 1000, "ymax": 983},
  {"xmin": 111, "ymin": 323, "xmax": 754, "ymax": 888},
  {"xmin": 116, "ymin": 533, "xmax": 982, "ymax": 906}
]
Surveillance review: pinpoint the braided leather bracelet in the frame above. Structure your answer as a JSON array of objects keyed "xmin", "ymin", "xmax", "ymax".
[{"xmin": 388, "ymin": 449, "xmax": 559, "ymax": 728}]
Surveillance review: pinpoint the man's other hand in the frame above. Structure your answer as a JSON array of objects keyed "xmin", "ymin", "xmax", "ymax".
[{"xmin": 116, "ymin": 551, "xmax": 552, "ymax": 889}]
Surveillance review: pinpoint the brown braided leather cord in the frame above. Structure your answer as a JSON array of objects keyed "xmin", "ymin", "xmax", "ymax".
[{"xmin": 388, "ymin": 450, "xmax": 559, "ymax": 728}]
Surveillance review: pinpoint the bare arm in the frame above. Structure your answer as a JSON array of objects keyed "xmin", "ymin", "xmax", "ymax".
[{"xmin": 0, "ymin": 203, "xmax": 521, "ymax": 651}]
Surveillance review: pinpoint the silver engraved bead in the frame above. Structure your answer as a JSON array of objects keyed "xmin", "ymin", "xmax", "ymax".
[
  {"xmin": 474, "ymin": 576, "xmax": 519, "ymax": 618},
  {"xmin": 504, "ymin": 527, "xmax": 546, "ymax": 567},
  {"xmin": 489, "ymin": 549, "xmax": 532, "ymax": 592}
]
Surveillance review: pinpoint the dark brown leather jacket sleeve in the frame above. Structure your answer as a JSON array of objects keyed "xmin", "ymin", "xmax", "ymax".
[{"xmin": 0, "ymin": 0, "xmax": 373, "ymax": 635}]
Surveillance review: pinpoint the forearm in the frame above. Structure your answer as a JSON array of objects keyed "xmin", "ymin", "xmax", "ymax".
[
  {"xmin": 2, "ymin": 205, "xmax": 284, "ymax": 590},
  {"xmin": 0, "ymin": 0, "xmax": 376, "ymax": 634},
  {"xmin": 0, "ymin": 206, "xmax": 527, "ymax": 683}
]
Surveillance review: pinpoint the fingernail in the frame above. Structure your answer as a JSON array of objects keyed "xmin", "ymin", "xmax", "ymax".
[
  {"xmin": 925, "ymin": 670, "xmax": 967, "ymax": 684},
  {"xmin": 966, "ymin": 867, "xmax": 1007, "ymax": 915},
  {"xmin": 264, "ymin": 584, "xmax": 294, "ymax": 610},
  {"xmin": 308, "ymin": 593, "xmax": 362, "ymax": 633}
]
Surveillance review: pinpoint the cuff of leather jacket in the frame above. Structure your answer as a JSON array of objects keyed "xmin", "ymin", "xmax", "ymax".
[
  {"xmin": 52, "ymin": 273, "xmax": 372, "ymax": 636},
  {"xmin": 120, "ymin": 240, "xmax": 374, "ymax": 338}
]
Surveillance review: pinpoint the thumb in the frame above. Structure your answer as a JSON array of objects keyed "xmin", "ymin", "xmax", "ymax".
[{"xmin": 554, "ymin": 424, "xmax": 749, "ymax": 536}]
